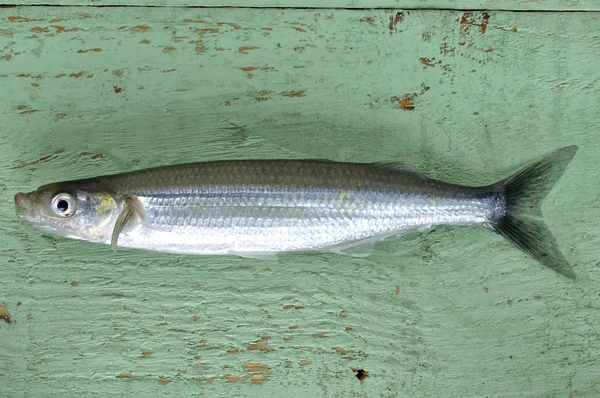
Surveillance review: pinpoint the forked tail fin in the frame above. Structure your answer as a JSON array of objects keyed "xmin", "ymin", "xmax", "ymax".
[{"xmin": 491, "ymin": 146, "xmax": 578, "ymax": 278}]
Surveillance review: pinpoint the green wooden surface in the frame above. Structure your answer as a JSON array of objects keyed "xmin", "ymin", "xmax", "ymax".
[
  {"xmin": 1, "ymin": 5, "xmax": 599, "ymax": 398},
  {"xmin": 2, "ymin": 1, "xmax": 600, "ymax": 11}
]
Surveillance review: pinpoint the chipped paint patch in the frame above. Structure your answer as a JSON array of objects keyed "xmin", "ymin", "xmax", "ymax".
[
  {"xmin": 282, "ymin": 91, "xmax": 304, "ymax": 98},
  {"xmin": 130, "ymin": 25, "xmax": 150, "ymax": 33},
  {"xmin": 217, "ymin": 22, "xmax": 241, "ymax": 30},
  {"xmin": 251, "ymin": 376, "xmax": 266, "ymax": 384},
  {"xmin": 389, "ymin": 12, "xmax": 404, "ymax": 32},
  {"xmin": 113, "ymin": 69, "xmax": 124, "ymax": 77},
  {"xmin": 31, "ymin": 26, "xmax": 49, "ymax": 33},
  {"xmin": 141, "ymin": 349, "xmax": 151, "ymax": 358},
  {"xmin": 196, "ymin": 28, "xmax": 218, "ymax": 34},
  {"xmin": 9, "ymin": 16, "xmax": 45, "ymax": 23},
  {"xmin": 77, "ymin": 48, "xmax": 102, "ymax": 53},
  {"xmin": 224, "ymin": 374, "xmax": 247, "ymax": 382},
  {"xmin": 393, "ymin": 96, "xmax": 415, "ymax": 111},
  {"xmin": 360, "ymin": 17, "xmax": 374, "ymax": 24},
  {"xmin": 460, "ymin": 12, "xmax": 491, "ymax": 34},
  {"xmin": 18, "ymin": 149, "xmax": 64, "ymax": 169},
  {"xmin": 312, "ymin": 332, "xmax": 328, "ymax": 338},
  {"xmin": 294, "ymin": 44, "xmax": 314, "ymax": 52},
  {"xmin": 239, "ymin": 46, "xmax": 257, "ymax": 54},
  {"xmin": 163, "ymin": 46, "xmax": 176, "ymax": 53},
  {"xmin": 69, "ymin": 71, "xmax": 84, "ymax": 78},
  {"xmin": 247, "ymin": 342, "xmax": 275, "ymax": 352},
  {"xmin": 0, "ymin": 309, "xmax": 11, "ymax": 324},
  {"xmin": 183, "ymin": 19, "xmax": 205, "ymax": 23}
]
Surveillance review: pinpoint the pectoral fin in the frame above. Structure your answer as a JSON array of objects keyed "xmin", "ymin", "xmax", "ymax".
[{"xmin": 111, "ymin": 196, "xmax": 145, "ymax": 252}]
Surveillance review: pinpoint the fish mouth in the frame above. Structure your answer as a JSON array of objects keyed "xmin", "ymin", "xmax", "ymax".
[{"xmin": 14, "ymin": 192, "xmax": 35, "ymax": 225}]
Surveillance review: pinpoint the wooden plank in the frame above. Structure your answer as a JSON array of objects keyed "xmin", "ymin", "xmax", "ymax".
[
  {"xmin": 1, "ymin": 6, "xmax": 599, "ymax": 398},
  {"xmin": 1, "ymin": 0, "xmax": 600, "ymax": 11}
]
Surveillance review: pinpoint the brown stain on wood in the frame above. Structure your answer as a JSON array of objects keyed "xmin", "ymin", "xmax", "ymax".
[
  {"xmin": 289, "ymin": 324, "xmax": 298, "ymax": 329},
  {"xmin": 282, "ymin": 91, "xmax": 304, "ymax": 98},
  {"xmin": 159, "ymin": 377, "xmax": 169, "ymax": 384},
  {"xmin": 70, "ymin": 71, "xmax": 84, "ymax": 78},
  {"xmin": 195, "ymin": 45, "xmax": 207, "ymax": 52},
  {"xmin": 227, "ymin": 348, "xmax": 240, "ymax": 354},
  {"xmin": 283, "ymin": 336, "xmax": 294, "ymax": 341},
  {"xmin": 50, "ymin": 17, "xmax": 64, "ymax": 23},
  {"xmin": 183, "ymin": 19, "xmax": 205, "ymax": 23},
  {"xmin": 294, "ymin": 27, "xmax": 306, "ymax": 32},
  {"xmin": 239, "ymin": 46, "xmax": 257, "ymax": 54},
  {"xmin": 141, "ymin": 350, "xmax": 151, "ymax": 358},
  {"xmin": 140, "ymin": 39, "xmax": 150, "ymax": 44},
  {"xmin": 70, "ymin": 280, "xmax": 78, "ymax": 286},
  {"xmin": 31, "ymin": 82, "xmax": 39, "ymax": 87},
  {"xmin": 113, "ymin": 69, "xmax": 124, "ymax": 77},
  {"xmin": 241, "ymin": 66, "xmax": 257, "ymax": 72},
  {"xmin": 396, "ymin": 285, "xmax": 400, "ymax": 296},
  {"xmin": 20, "ymin": 109, "xmax": 39, "ymax": 115},
  {"xmin": 360, "ymin": 17, "xmax": 374, "ymax": 24},
  {"xmin": 345, "ymin": 326, "xmax": 353, "ymax": 332},
  {"xmin": 118, "ymin": 372, "xmax": 134, "ymax": 379},
  {"xmin": 1, "ymin": 54, "xmax": 11, "ymax": 61},
  {"xmin": 300, "ymin": 359, "xmax": 310, "ymax": 366},
  {"xmin": 0, "ymin": 309, "xmax": 11, "ymax": 324},
  {"xmin": 312, "ymin": 332, "xmax": 328, "ymax": 338},
  {"xmin": 163, "ymin": 46, "xmax": 176, "ymax": 53},
  {"xmin": 56, "ymin": 113, "xmax": 67, "ymax": 119},
  {"xmin": 16, "ymin": 105, "xmax": 26, "ymax": 110},
  {"xmin": 31, "ymin": 26, "xmax": 49, "ymax": 33}
]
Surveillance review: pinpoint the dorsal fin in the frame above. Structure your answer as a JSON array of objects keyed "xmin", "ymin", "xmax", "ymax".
[{"xmin": 373, "ymin": 159, "xmax": 427, "ymax": 180}]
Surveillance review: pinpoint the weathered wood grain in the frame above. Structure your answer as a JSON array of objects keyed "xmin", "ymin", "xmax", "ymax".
[
  {"xmin": 0, "ymin": 6, "xmax": 599, "ymax": 398},
  {"xmin": 2, "ymin": 0, "xmax": 600, "ymax": 11}
]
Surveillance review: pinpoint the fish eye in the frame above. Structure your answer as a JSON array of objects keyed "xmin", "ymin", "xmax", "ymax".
[{"xmin": 51, "ymin": 193, "xmax": 76, "ymax": 217}]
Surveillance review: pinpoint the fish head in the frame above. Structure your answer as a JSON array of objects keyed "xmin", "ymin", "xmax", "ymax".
[{"xmin": 15, "ymin": 183, "xmax": 121, "ymax": 243}]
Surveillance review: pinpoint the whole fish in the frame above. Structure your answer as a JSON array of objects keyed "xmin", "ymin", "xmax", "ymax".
[{"xmin": 15, "ymin": 146, "xmax": 577, "ymax": 278}]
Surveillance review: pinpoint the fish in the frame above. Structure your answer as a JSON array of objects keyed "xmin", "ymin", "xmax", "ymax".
[{"xmin": 14, "ymin": 146, "xmax": 578, "ymax": 278}]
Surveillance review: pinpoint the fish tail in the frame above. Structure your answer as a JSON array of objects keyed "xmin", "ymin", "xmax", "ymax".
[{"xmin": 490, "ymin": 145, "xmax": 578, "ymax": 278}]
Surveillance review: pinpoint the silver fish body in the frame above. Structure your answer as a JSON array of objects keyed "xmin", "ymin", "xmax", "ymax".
[{"xmin": 15, "ymin": 147, "xmax": 577, "ymax": 278}]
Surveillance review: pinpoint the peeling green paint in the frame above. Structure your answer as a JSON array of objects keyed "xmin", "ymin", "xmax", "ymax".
[{"xmin": 1, "ymin": 6, "xmax": 599, "ymax": 398}]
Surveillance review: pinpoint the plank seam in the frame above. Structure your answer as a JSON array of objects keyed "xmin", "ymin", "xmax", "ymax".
[{"xmin": 0, "ymin": 4, "xmax": 598, "ymax": 12}]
